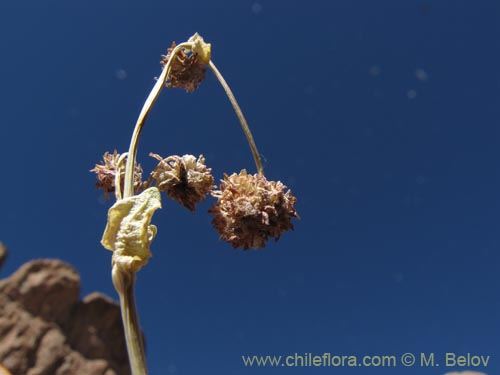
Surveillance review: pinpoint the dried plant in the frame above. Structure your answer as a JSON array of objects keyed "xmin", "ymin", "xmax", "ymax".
[
  {"xmin": 161, "ymin": 42, "xmax": 207, "ymax": 92},
  {"xmin": 91, "ymin": 150, "xmax": 143, "ymax": 200},
  {"xmin": 91, "ymin": 32, "xmax": 298, "ymax": 375},
  {"xmin": 210, "ymin": 170, "xmax": 298, "ymax": 250},
  {"xmin": 149, "ymin": 153, "xmax": 214, "ymax": 211}
]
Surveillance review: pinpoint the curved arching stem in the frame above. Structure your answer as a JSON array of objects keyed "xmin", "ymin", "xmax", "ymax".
[
  {"xmin": 209, "ymin": 60, "xmax": 264, "ymax": 175},
  {"xmin": 123, "ymin": 42, "xmax": 193, "ymax": 198}
]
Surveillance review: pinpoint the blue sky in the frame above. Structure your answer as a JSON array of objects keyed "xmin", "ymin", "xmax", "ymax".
[{"xmin": 0, "ymin": 1, "xmax": 498, "ymax": 374}]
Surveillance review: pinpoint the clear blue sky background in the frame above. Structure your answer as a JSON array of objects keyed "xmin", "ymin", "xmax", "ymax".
[{"xmin": 0, "ymin": 1, "xmax": 498, "ymax": 374}]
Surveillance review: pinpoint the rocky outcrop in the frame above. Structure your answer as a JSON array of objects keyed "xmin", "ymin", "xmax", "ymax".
[{"xmin": 0, "ymin": 244, "xmax": 130, "ymax": 375}]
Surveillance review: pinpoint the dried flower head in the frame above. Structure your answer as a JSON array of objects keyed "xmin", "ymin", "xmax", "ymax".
[
  {"xmin": 91, "ymin": 150, "xmax": 143, "ymax": 199},
  {"xmin": 210, "ymin": 170, "xmax": 299, "ymax": 250},
  {"xmin": 150, "ymin": 153, "xmax": 214, "ymax": 211},
  {"xmin": 161, "ymin": 42, "xmax": 207, "ymax": 92}
]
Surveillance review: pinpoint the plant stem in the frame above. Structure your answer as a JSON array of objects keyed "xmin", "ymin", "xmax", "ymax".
[
  {"xmin": 123, "ymin": 42, "xmax": 193, "ymax": 198},
  {"xmin": 117, "ymin": 41, "xmax": 193, "ymax": 374},
  {"xmin": 115, "ymin": 152, "xmax": 129, "ymax": 200},
  {"xmin": 209, "ymin": 60, "xmax": 264, "ymax": 174},
  {"xmin": 112, "ymin": 266, "xmax": 147, "ymax": 375}
]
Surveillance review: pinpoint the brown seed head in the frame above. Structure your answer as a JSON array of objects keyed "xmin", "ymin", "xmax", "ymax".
[
  {"xmin": 150, "ymin": 153, "xmax": 215, "ymax": 211},
  {"xmin": 161, "ymin": 42, "xmax": 207, "ymax": 93},
  {"xmin": 91, "ymin": 150, "xmax": 143, "ymax": 199},
  {"xmin": 209, "ymin": 170, "xmax": 299, "ymax": 250}
]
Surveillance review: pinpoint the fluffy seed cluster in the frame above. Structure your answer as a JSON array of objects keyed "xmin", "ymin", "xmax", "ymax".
[
  {"xmin": 210, "ymin": 170, "xmax": 299, "ymax": 250},
  {"xmin": 150, "ymin": 153, "xmax": 214, "ymax": 211},
  {"xmin": 91, "ymin": 151, "xmax": 143, "ymax": 199},
  {"xmin": 161, "ymin": 42, "xmax": 207, "ymax": 92}
]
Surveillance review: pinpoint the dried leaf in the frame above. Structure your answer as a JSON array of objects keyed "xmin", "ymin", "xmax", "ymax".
[{"xmin": 101, "ymin": 187, "xmax": 162, "ymax": 272}]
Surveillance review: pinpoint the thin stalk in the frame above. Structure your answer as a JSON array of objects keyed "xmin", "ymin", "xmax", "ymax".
[
  {"xmin": 117, "ymin": 41, "xmax": 193, "ymax": 374},
  {"xmin": 114, "ymin": 152, "xmax": 128, "ymax": 201},
  {"xmin": 112, "ymin": 266, "xmax": 147, "ymax": 375},
  {"xmin": 123, "ymin": 42, "xmax": 193, "ymax": 198},
  {"xmin": 209, "ymin": 60, "xmax": 264, "ymax": 174}
]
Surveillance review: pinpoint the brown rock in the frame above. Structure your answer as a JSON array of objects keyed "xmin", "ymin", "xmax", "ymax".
[
  {"xmin": 0, "ymin": 253, "xmax": 130, "ymax": 375},
  {"xmin": 66, "ymin": 293, "xmax": 128, "ymax": 366},
  {"xmin": 0, "ymin": 244, "xmax": 7, "ymax": 271},
  {"xmin": 0, "ymin": 260, "xmax": 80, "ymax": 325}
]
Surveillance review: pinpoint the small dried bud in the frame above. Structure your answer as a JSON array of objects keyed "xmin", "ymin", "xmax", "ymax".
[
  {"xmin": 150, "ymin": 153, "xmax": 215, "ymax": 211},
  {"xmin": 209, "ymin": 170, "xmax": 299, "ymax": 250},
  {"xmin": 161, "ymin": 42, "xmax": 207, "ymax": 92},
  {"xmin": 188, "ymin": 33, "xmax": 211, "ymax": 65},
  {"xmin": 91, "ymin": 150, "xmax": 143, "ymax": 199}
]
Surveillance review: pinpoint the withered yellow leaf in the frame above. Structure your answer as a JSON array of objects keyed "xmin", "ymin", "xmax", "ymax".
[{"xmin": 102, "ymin": 187, "xmax": 162, "ymax": 272}]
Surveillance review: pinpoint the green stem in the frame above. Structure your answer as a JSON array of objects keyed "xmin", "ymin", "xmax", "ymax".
[{"xmin": 209, "ymin": 60, "xmax": 264, "ymax": 174}]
